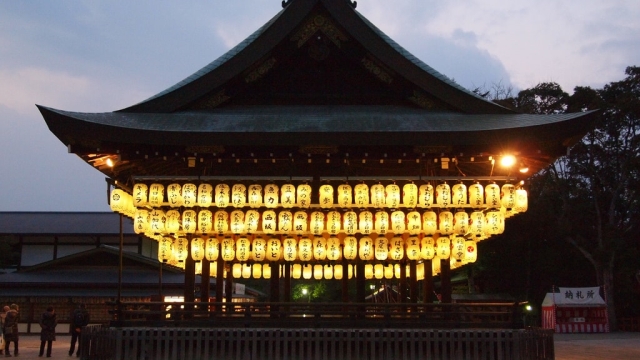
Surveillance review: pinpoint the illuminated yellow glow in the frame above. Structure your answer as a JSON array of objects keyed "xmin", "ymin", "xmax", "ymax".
[{"xmin": 500, "ymin": 155, "xmax": 516, "ymax": 167}]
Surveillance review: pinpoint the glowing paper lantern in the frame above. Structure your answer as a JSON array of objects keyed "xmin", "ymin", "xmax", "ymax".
[
  {"xmin": 359, "ymin": 211, "xmax": 373, "ymax": 235},
  {"xmin": 327, "ymin": 237, "xmax": 341, "ymax": 260},
  {"xmin": 248, "ymin": 184, "xmax": 263, "ymax": 208},
  {"xmin": 132, "ymin": 184, "xmax": 148, "ymax": 207},
  {"xmin": 343, "ymin": 211, "xmax": 357, "ymax": 235},
  {"xmin": 485, "ymin": 210, "xmax": 505, "ymax": 235},
  {"xmin": 501, "ymin": 184, "xmax": 516, "ymax": 209},
  {"xmin": 262, "ymin": 264, "xmax": 272, "ymax": 279},
  {"xmin": 279, "ymin": 211, "xmax": 293, "ymax": 234},
  {"xmin": 432, "ymin": 257, "xmax": 442, "ymax": 275},
  {"xmin": 293, "ymin": 211, "xmax": 308, "ymax": 234},
  {"xmin": 324, "ymin": 264, "xmax": 333, "ymax": 280},
  {"xmin": 343, "ymin": 236, "xmax": 358, "ymax": 260},
  {"xmin": 327, "ymin": 211, "xmax": 341, "ymax": 235},
  {"xmin": 310, "ymin": 211, "xmax": 325, "ymax": 235},
  {"xmin": 386, "ymin": 184, "xmax": 401, "ymax": 208},
  {"xmin": 244, "ymin": 210, "xmax": 260, "ymax": 233},
  {"xmin": 198, "ymin": 210, "xmax": 213, "ymax": 234},
  {"xmin": 437, "ymin": 236, "xmax": 451, "ymax": 259},
  {"xmin": 359, "ymin": 236, "xmax": 374, "ymax": 260},
  {"xmin": 421, "ymin": 237, "xmax": 436, "ymax": 260},
  {"xmin": 334, "ymin": 264, "xmax": 343, "ymax": 280},
  {"xmin": 319, "ymin": 184, "xmax": 334, "ymax": 208},
  {"xmin": 354, "ymin": 183, "xmax": 369, "ymax": 207},
  {"xmin": 148, "ymin": 183, "xmax": 164, "ymax": 207},
  {"xmin": 314, "ymin": 264, "xmax": 323, "ymax": 280},
  {"xmin": 253, "ymin": 263, "xmax": 262, "ymax": 279},
  {"xmin": 252, "ymin": 237, "xmax": 266, "ymax": 261},
  {"xmin": 149, "ymin": 209, "xmax": 165, "ymax": 234},
  {"xmin": 215, "ymin": 184, "xmax": 230, "ymax": 208},
  {"xmin": 452, "ymin": 183, "xmax": 467, "ymax": 206},
  {"xmin": 167, "ymin": 183, "xmax": 184, "ymax": 207},
  {"xmin": 374, "ymin": 211, "xmax": 389, "ymax": 235},
  {"xmin": 133, "ymin": 209, "xmax": 149, "ymax": 234},
  {"xmin": 205, "ymin": 238, "xmax": 219, "ymax": 261},
  {"xmin": 173, "ymin": 237, "xmax": 189, "ymax": 262},
  {"xmin": 406, "ymin": 211, "xmax": 421, "ymax": 235},
  {"xmin": 313, "ymin": 237, "xmax": 327, "ymax": 260},
  {"xmin": 242, "ymin": 264, "xmax": 251, "ymax": 278},
  {"xmin": 390, "ymin": 211, "xmax": 405, "ymax": 234},
  {"xmin": 231, "ymin": 184, "xmax": 247, "ymax": 208},
  {"xmin": 298, "ymin": 237, "xmax": 313, "ymax": 261},
  {"xmin": 296, "ymin": 184, "xmax": 312, "ymax": 208},
  {"xmin": 213, "ymin": 210, "xmax": 228, "ymax": 235},
  {"xmin": 229, "ymin": 210, "xmax": 244, "ymax": 234},
  {"xmin": 165, "ymin": 210, "xmax": 181, "ymax": 234},
  {"xmin": 197, "ymin": 183, "xmax": 213, "ymax": 207},
  {"xmin": 422, "ymin": 211, "xmax": 437, "ymax": 235},
  {"xmin": 266, "ymin": 238, "xmax": 281, "ymax": 261},
  {"xmin": 394, "ymin": 264, "xmax": 402, "ymax": 279},
  {"xmin": 451, "ymin": 236, "xmax": 466, "ymax": 261},
  {"xmin": 419, "ymin": 184, "xmax": 434, "ymax": 207},
  {"xmin": 375, "ymin": 236, "xmax": 389, "ymax": 260},
  {"xmin": 283, "ymin": 237, "xmax": 297, "ymax": 261},
  {"xmin": 337, "ymin": 184, "xmax": 352, "ymax": 208},
  {"xmin": 403, "ymin": 183, "xmax": 418, "ymax": 208},
  {"xmin": 406, "ymin": 236, "xmax": 421, "ymax": 260},
  {"xmin": 435, "ymin": 183, "xmax": 451, "ymax": 208},
  {"xmin": 232, "ymin": 264, "xmax": 242, "ymax": 278},
  {"xmin": 158, "ymin": 237, "xmax": 173, "ymax": 262},
  {"xmin": 236, "ymin": 237, "xmax": 251, "ymax": 262},
  {"xmin": 302, "ymin": 264, "xmax": 312, "ymax": 279},
  {"xmin": 469, "ymin": 211, "xmax": 485, "ymax": 239},
  {"xmin": 263, "ymin": 184, "xmax": 279, "ymax": 208},
  {"xmin": 389, "ymin": 236, "xmax": 404, "ymax": 260},
  {"xmin": 453, "ymin": 211, "xmax": 469, "ymax": 235},
  {"xmin": 465, "ymin": 240, "xmax": 478, "ymax": 263},
  {"xmin": 182, "ymin": 183, "xmax": 197, "ymax": 207},
  {"xmin": 468, "ymin": 183, "xmax": 484, "ymax": 208},
  {"xmin": 262, "ymin": 210, "xmax": 276, "ymax": 235},
  {"xmin": 191, "ymin": 237, "xmax": 205, "ymax": 261},
  {"xmin": 384, "ymin": 264, "xmax": 394, "ymax": 279},
  {"xmin": 374, "ymin": 264, "xmax": 383, "ymax": 279},
  {"xmin": 280, "ymin": 184, "xmax": 296, "ymax": 208},
  {"xmin": 485, "ymin": 183, "xmax": 501, "ymax": 208},
  {"xmin": 438, "ymin": 211, "xmax": 454, "ymax": 235},
  {"xmin": 371, "ymin": 184, "xmax": 385, "ymax": 208},
  {"xmin": 515, "ymin": 189, "xmax": 528, "ymax": 213},
  {"xmin": 221, "ymin": 237, "xmax": 235, "ymax": 261},
  {"xmin": 292, "ymin": 264, "xmax": 302, "ymax": 279}
]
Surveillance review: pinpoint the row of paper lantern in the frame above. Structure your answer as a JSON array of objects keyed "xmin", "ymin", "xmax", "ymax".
[
  {"xmin": 189, "ymin": 256, "xmax": 467, "ymax": 279},
  {"xmin": 157, "ymin": 234, "xmax": 477, "ymax": 264},
  {"xmin": 129, "ymin": 207, "xmax": 505, "ymax": 238},
  {"xmin": 123, "ymin": 182, "xmax": 526, "ymax": 210}
]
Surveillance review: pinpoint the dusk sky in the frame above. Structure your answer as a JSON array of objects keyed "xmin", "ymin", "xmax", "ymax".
[{"xmin": 1, "ymin": 1, "xmax": 639, "ymax": 212}]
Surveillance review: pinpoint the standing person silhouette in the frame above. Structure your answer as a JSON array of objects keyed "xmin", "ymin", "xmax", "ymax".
[
  {"xmin": 69, "ymin": 304, "xmax": 89, "ymax": 357},
  {"xmin": 3, "ymin": 304, "xmax": 19, "ymax": 357},
  {"xmin": 38, "ymin": 306, "xmax": 57, "ymax": 357}
]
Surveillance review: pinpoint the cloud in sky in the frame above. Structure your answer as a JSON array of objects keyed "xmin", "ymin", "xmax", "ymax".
[{"xmin": 0, "ymin": 0, "xmax": 639, "ymax": 211}]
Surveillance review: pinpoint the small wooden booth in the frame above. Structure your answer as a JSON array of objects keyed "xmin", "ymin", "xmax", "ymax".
[{"xmin": 542, "ymin": 287, "xmax": 609, "ymax": 333}]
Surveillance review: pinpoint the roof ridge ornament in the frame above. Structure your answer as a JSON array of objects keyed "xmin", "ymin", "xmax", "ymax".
[{"xmin": 282, "ymin": 1, "xmax": 356, "ymax": 9}]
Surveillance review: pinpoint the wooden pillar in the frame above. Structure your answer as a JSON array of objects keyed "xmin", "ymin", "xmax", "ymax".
[
  {"xmin": 399, "ymin": 261, "xmax": 408, "ymax": 303},
  {"xmin": 422, "ymin": 260, "xmax": 433, "ymax": 304},
  {"xmin": 200, "ymin": 258, "xmax": 210, "ymax": 304},
  {"xmin": 341, "ymin": 258, "xmax": 349, "ymax": 303},
  {"xmin": 356, "ymin": 260, "xmax": 365, "ymax": 303},
  {"xmin": 270, "ymin": 262, "xmax": 280, "ymax": 318},
  {"xmin": 409, "ymin": 261, "xmax": 418, "ymax": 303},
  {"xmin": 184, "ymin": 252, "xmax": 196, "ymax": 319},
  {"xmin": 440, "ymin": 258, "xmax": 452, "ymax": 303},
  {"xmin": 224, "ymin": 264, "xmax": 233, "ymax": 312},
  {"xmin": 283, "ymin": 263, "xmax": 291, "ymax": 302},
  {"xmin": 215, "ymin": 259, "xmax": 224, "ymax": 314}
]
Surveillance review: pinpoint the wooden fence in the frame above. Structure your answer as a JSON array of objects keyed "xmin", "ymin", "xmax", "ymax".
[{"xmin": 80, "ymin": 326, "xmax": 554, "ymax": 360}]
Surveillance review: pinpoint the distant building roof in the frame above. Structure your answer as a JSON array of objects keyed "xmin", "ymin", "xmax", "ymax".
[{"xmin": 0, "ymin": 212, "xmax": 135, "ymax": 235}]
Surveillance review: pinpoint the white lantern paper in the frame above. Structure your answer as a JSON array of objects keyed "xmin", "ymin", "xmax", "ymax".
[
  {"xmin": 390, "ymin": 237, "xmax": 404, "ymax": 260},
  {"xmin": 327, "ymin": 211, "xmax": 341, "ymax": 235},
  {"xmin": 266, "ymin": 238, "xmax": 281, "ymax": 261},
  {"xmin": 149, "ymin": 209, "xmax": 165, "ymax": 234},
  {"xmin": 231, "ymin": 184, "xmax": 247, "ymax": 208},
  {"xmin": 264, "ymin": 184, "xmax": 279, "ymax": 208},
  {"xmin": 419, "ymin": 184, "xmax": 434, "ymax": 207},
  {"xmin": 280, "ymin": 184, "xmax": 296, "ymax": 208},
  {"xmin": 359, "ymin": 211, "xmax": 373, "ymax": 235},
  {"xmin": 435, "ymin": 183, "xmax": 451, "ymax": 208},
  {"xmin": 373, "ymin": 264, "xmax": 383, "ymax": 279},
  {"xmin": 303, "ymin": 265, "xmax": 313, "ymax": 279},
  {"xmin": 252, "ymin": 238, "xmax": 266, "ymax": 261},
  {"xmin": 406, "ymin": 236, "xmax": 420, "ymax": 260},
  {"xmin": 334, "ymin": 264, "xmax": 343, "ymax": 280},
  {"xmin": 319, "ymin": 184, "xmax": 334, "ymax": 208},
  {"xmin": 452, "ymin": 183, "xmax": 467, "ymax": 206},
  {"xmin": 324, "ymin": 264, "xmax": 333, "ymax": 280},
  {"xmin": 327, "ymin": 237, "xmax": 341, "ymax": 260},
  {"xmin": 165, "ymin": 210, "xmax": 181, "ymax": 234},
  {"xmin": 314, "ymin": 264, "xmax": 323, "ymax": 280},
  {"xmin": 248, "ymin": 184, "xmax": 263, "ymax": 208},
  {"xmin": 421, "ymin": 237, "xmax": 436, "ymax": 260},
  {"xmin": 432, "ymin": 257, "xmax": 442, "ymax": 275},
  {"xmin": 215, "ymin": 184, "xmax": 230, "ymax": 208},
  {"xmin": 297, "ymin": 184, "xmax": 312, "ymax": 208},
  {"xmin": 213, "ymin": 210, "xmax": 228, "ymax": 235},
  {"xmin": 244, "ymin": 210, "xmax": 260, "ymax": 233},
  {"xmin": 148, "ymin": 183, "xmax": 164, "ymax": 207},
  {"xmin": 132, "ymin": 184, "xmax": 148, "ymax": 207},
  {"xmin": 384, "ymin": 264, "xmax": 394, "ymax": 279},
  {"xmin": 313, "ymin": 237, "xmax": 327, "ymax": 260},
  {"xmin": 337, "ymin": 184, "xmax": 352, "ymax": 207},
  {"xmin": 343, "ymin": 236, "xmax": 358, "ymax": 260},
  {"xmin": 343, "ymin": 211, "xmax": 357, "ymax": 235},
  {"xmin": 310, "ymin": 211, "xmax": 325, "ymax": 235},
  {"xmin": 390, "ymin": 211, "xmax": 405, "ymax": 234},
  {"xmin": 469, "ymin": 211, "xmax": 485, "ymax": 239},
  {"xmin": 221, "ymin": 237, "xmax": 235, "ymax": 261},
  {"xmin": 386, "ymin": 184, "xmax": 401, "ymax": 208},
  {"xmin": 438, "ymin": 211, "xmax": 454, "ymax": 235},
  {"xmin": 485, "ymin": 210, "xmax": 505, "ymax": 235},
  {"xmin": 283, "ymin": 237, "xmax": 297, "ymax": 261},
  {"xmin": 191, "ymin": 237, "xmax": 205, "ymax": 261},
  {"xmin": 485, "ymin": 183, "xmax": 501, "ymax": 208},
  {"xmin": 422, "ymin": 211, "xmax": 437, "ymax": 235},
  {"xmin": 167, "ymin": 183, "xmax": 184, "ymax": 207},
  {"xmin": 298, "ymin": 237, "xmax": 312, "ymax": 261},
  {"xmin": 501, "ymin": 184, "xmax": 516, "ymax": 209},
  {"xmin": 182, "ymin": 183, "xmax": 197, "ymax": 207},
  {"xmin": 236, "ymin": 237, "xmax": 251, "ymax": 262},
  {"xmin": 465, "ymin": 240, "xmax": 478, "ymax": 263},
  {"xmin": 262, "ymin": 264, "xmax": 271, "ymax": 279},
  {"xmin": 359, "ymin": 236, "xmax": 374, "ymax": 260},
  {"xmin": 453, "ymin": 211, "xmax": 469, "ymax": 235},
  {"xmin": 375, "ymin": 236, "xmax": 389, "ymax": 260},
  {"xmin": 278, "ymin": 211, "xmax": 293, "ymax": 234},
  {"xmin": 451, "ymin": 236, "xmax": 466, "ymax": 261},
  {"xmin": 370, "ymin": 184, "xmax": 385, "ymax": 208},
  {"xmin": 182, "ymin": 210, "xmax": 197, "ymax": 234},
  {"xmin": 407, "ymin": 211, "xmax": 421, "ymax": 235},
  {"xmin": 354, "ymin": 183, "xmax": 369, "ymax": 207},
  {"xmin": 205, "ymin": 238, "xmax": 219, "ymax": 261},
  {"xmin": 262, "ymin": 210, "xmax": 276, "ymax": 234},
  {"xmin": 403, "ymin": 183, "xmax": 418, "ymax": 208},
  {"xmin": 174, "ymin": 237, "xmax": 189, "ymax": 262},
  {"xmin": 468, "ymin": 183, "xmax": 484, "ymax": 208},
  {"xmin": 253, "ymin": 263, "xmax": 262, "ymax": 279},
  {"xmin": 197, "ymin": 183, "xmax": 213, "ymax": 207},
  {"xmin": 437, "ymin": 236, "xmax": 451, "ymax": 259},
  {"xmin": 515, "ymin": 189, "xmax": 528, "ymax": 213},
  {"xmin": 198, "ymin": 210, "xmax": 213, "ymax": 234},
  {"xmin": 293, "ymin": 211, "xmax": 308, "ymax": 234},
  {"xmin": 229, "ymin": 210, "xmax": 244, "ymax": 234},
  {"xmin": 159, "ymin": 237, "xmax": 173, "ymax": 262},
  {"xmin": 232, "ymin": 264, "xmax": 242, "ymax": 278},
  {"xmin": 292, "ymin": 264, "xmax": 302, "ymax": 279},
  {"xmin": 109, "ymin": 189, "xmax": 127, "ymax": 213},
  {"xmin": 374, "ymin": 211, "xmax": 389, "ymax": 234}
]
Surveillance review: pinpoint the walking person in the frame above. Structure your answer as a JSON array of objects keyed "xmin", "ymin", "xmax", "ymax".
[
  {"xmin": 38, "ymin": 307, "xmax": 57, "ymax": 358},
  {"xmin": 3, "ymin": 304, "xmax": 19, "ymax": 357},
  {"xmin": 0, "ymin": 306, "xmax": 6, "ymax": 356},
  {"xmin": 68, "ymin": 304, "xmax": 89, "ymax": 357}
]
